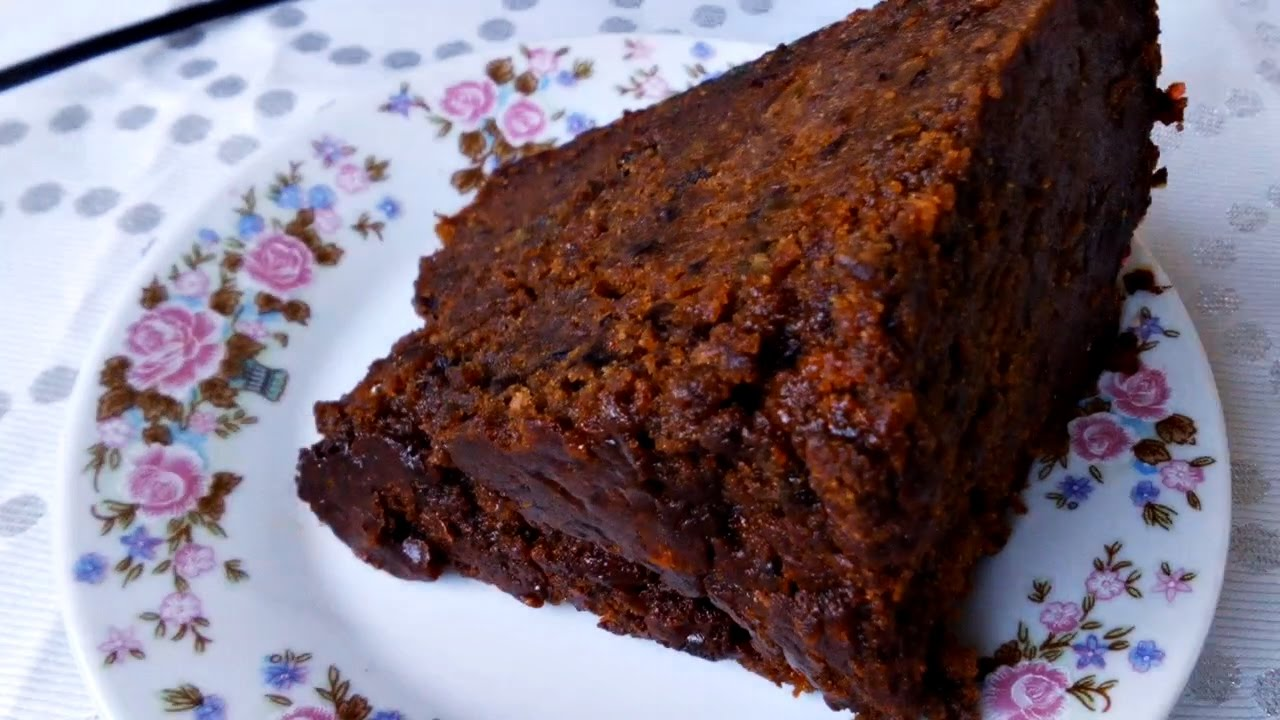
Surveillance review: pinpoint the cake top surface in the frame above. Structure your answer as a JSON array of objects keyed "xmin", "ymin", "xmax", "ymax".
[{"xmin": 393, "ymin": 0, "xmax": 1059, "ymax": 459}]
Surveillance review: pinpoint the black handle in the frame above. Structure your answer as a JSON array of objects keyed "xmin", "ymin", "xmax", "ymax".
[{"xmin": 0, "ymin": 0, "xmax": 289, "ymax": 92}]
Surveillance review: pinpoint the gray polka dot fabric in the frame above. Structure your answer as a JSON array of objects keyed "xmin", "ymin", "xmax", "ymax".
[
  {"xmin": 291, "ymin": 31, "xmax": 331, "ymax": 52},
  {"xmin": 28, "ymin": 365, "xmax": 76, "ymax": 403},
  {"xmin": 255, "ymin": 88, "xmax": 296, "ymax": 116},
  {"xmin": 479, "ymin": 17, "xmax": 516, "ymax": 41},
  {"xmin": 73, "ymin": 188, "xmax": 121, "ymax": 218},
  {"xmin": 383, "ymin": 49, "xmax": 422, "ymax": 69},
  {"xmin": 600, "ymin": 16, "xmax": 638, "ymax": 32},
  {"xmin": 114, "ymin": 105, "xmax": 157, "ymax": 130},
  {"xmin": 434, "ymin": 40, "xmax": 473, "ymax": 59},
  {"xmin": 268, "ymin": 4, "xmax": 307, "ymax": 28},
  {"xmin": 48, "ymin": 104, "xmax": 90, "ymax": 133},
  {"xmin": 169, "ymin": 113, "xmax": 212, "ymax": 143},
  {"xmin": 116, "ymin": 203, "xmax": 164, "ymax": 234},
  {"xmin": 0, "ymin": 119, "xmax": 29, "ymax": 145},
  {"xmin": 329, "ymin": 46, "xmax": 372, "ymax": 65},
  {"xmin": 178, "ymin": 58, "xmax": 217, "ymax": 78},
  {"xmin": 216, "ymin": 134, "xmax": 260, "ymax": 164},
  {"xmin": 18, "ymin": 182, "xmax": 64, "ymax": 213},
  {"xmin": 0, "ymin": 494, "xmax": 47, "ymax": 537},
  {"xmin": 1257, "ymin": 669, "xmax": 1280, "ymax": 716},
  {"xmin": 0, "ymin": 2, "xmax": 1276, "ymax": 719},
  {"xmin": 206, "ymin": 74, "xmax": 246, "ymax": 98},
  {"xmin": 1185, "ymin": 646, "xmax": 1243, "ymax": 704},
  {"xmin": 164, "ymin": 27, "xmax": 205, "ymax": 49},
  {"xmin": 692, "ymin": 4, "xmax": 728, "ymax": 27}
]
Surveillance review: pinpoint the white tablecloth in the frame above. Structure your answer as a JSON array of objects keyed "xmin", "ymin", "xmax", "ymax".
[{"xmin": 0, "ymin": 1, "xmax": 1277, "ymax": 718}]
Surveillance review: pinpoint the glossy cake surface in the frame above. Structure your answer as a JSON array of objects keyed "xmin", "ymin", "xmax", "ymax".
[{"xmin": 297, "ymin": 1, "xmax": 1174, "ymax": 717}]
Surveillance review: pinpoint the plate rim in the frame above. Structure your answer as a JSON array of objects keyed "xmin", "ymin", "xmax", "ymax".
[{"xmin": 51, "ymin": 32, "xmax": 1233, "ymax": 720}]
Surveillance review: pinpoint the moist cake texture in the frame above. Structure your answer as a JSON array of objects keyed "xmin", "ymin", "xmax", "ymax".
[{"xmin": 297, "ymin": 0, "xmax": 1175, "ymax": 717}]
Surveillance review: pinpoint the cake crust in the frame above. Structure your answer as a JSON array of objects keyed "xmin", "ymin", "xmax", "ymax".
[{"xmin": 298, "ymin": 1, "xmax": 1171, "ymax": 717}]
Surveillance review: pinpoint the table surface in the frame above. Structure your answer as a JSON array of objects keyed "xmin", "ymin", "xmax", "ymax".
[{"xmin": 1, "ymin": 1, "xmax": 1278, "ymax": 718}]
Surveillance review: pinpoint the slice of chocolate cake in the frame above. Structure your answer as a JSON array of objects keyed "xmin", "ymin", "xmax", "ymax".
[{"xmin": 298, "ymin": 0, "xmax": 1176, "ymax": 717}]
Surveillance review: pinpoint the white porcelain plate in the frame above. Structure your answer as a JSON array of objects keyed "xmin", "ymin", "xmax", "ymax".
[{"xmin": 56, "ymin": 34, "xmax": 1229, "ymax": 720}]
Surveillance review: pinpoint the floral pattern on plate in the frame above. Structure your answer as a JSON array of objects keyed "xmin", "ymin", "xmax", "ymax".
[
  {"xmin": 381, "ymin": 39, "xmax": 741, "ymax": 195},
  {"xmin": 617, "ymin": 37, "xmax": 734, "ymax": 99},
  {"xmin": 76, "ymin": 141, "xmax": 398, "ymax": 663},
  {"xmin": 1036, "ymin": 269, "xmax": 1219, "ymax": 530},
  {"xmin": 58, "ymin": 35, "xmax": 1228, "ymax": 720},
  {"xmin": 159, "ymin": 649, "xmax": 403, "ymax": 720},
  {"xmin": 981, "ymin": 542, "xmax": 1193, "ymax": 718},
  {"xmin": 378, "ymin": 44, "xmax": 594, "ymax": 194}
]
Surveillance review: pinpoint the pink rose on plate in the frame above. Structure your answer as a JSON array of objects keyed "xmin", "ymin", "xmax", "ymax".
[
  {"xmin": 245, "ymin": 233, "xmax": 313, "ymax": 294},
  {"xmin": 982, "ymin": 661, "xmax": 1070, "ymax": 720},
  {"xmin": 1086, "ymin": 569, "xmax": 1126, "ymax": 601},
  {"xmin": 1099, "ymin": 366, "xmax": 1172, "ymax": 420},
  {"xmin": 1160, "ymin": 459, "xmax": 1205, "ymax": 492},
  {"xmin": 502, "ymin": 99, "xmax": 548, "ymax": 142},
  {"xmin": 124, "ymin": 306, "xmax": 224, "ymax": 393},
  {"xmin": 640, "ymin": 75, "xmax": 671, "ymax": 99},
  {"xmin": 1067, "ymin": 413, "xmax": 1135, "ymax": 463},
  {"xmin": 233, "ymin": 319, "xmax": 270, "ymax": 341},
  {"xmin": 335, "ymin": 163, "xmax": 370, "ymax": 194},
  {"xmin": 97, "ymin": 417, "xmax": 134, "ymax": 449},
  {"xmin": 187, "ymin": 410, "xmax": 218, "ymax": 435},
  {"xmin": 172, "ymin": 269, "xmax": 211, "ymax": 297},
  {"xmin": 1038, "ymin": 601, "xmax": 1083, "ymax": 634},
  {"xmin": 282, "ymin": 708, "xmax": 334, "ymax": 720},
  {"xmin": 127, "ymin": 445, "xmax": 205, "ymax": 516},
  {"xmin": 441, "ymin": 80, "xmax": 496, "ymax": 124},
  {"xmin": 174, "ymin": 543, "xmax": 215, "ymax": 579},
  {"xmin": 314, "ymin": 208, "xmax": 343, "ymax": 234},
  {"xmin": 158, "ymin": 591, "xmax": 203, "ymax": 625},
  {"xmin": 526, "ymin": 47, "xmax": 560, "ymax": 77}
]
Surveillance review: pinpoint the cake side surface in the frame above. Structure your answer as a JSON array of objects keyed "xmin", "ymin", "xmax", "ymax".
[{"xmin": 298, "ymin": 0, "xmax": 1170, "ymax": 717}]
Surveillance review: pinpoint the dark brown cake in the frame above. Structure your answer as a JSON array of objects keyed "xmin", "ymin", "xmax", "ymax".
[{"xmin": 298, "ymin": 1, "xmax": 1175, "ymax": 717}]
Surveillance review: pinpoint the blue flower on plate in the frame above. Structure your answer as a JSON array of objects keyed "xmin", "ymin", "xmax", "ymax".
[
  {"xmin": 566, "ymin": 112, "xmax": 596, "ymax": 136},
  {"xmin": 386, "ymin": 89, "xmax": 414, "ymax": 117},
  {"xmin": 1133, "ymin": 458, "xmax": 1160, "ymax": 476},
  {"xmin": 372, "ymin": 712, "xmax": 405, "ymax": 720},
  {"xmin": 275, "ymin": 184, "xmax": 305, "ymax": 210},
  {"xmin": 691, "ymin": 41, "xmax": 715, "ymax": 60},
  {"xmin": 1129, "ymin": 640, "xmax": 1165, "ymax": 673},
  {"xmin": 194, "ymin": 694, "xmax": 225, "ymax": 720},
  {"xmin": 197, "ymin": 228, "xmax": 220, "ymax": 245},
  {"xmin": 262, "ymin": 654, "xmax": 308, "ymax": 690},
  {"xmin": 378, "ymin": 197, "xmax": 402, "ymax": 220},
  {"xmin": 1072, "ymin": 635, "xmax": 1107, "ymax": 669},
  {"xmin": 308, "ymin": 184, "xmax": 337, "ymax": 211},
  {"xmin": 120, "ymin": 526, "xmax": 162, "ymax": 562},
  {"xmin": 555, "ymin": 69, "xmax": 577, "ymax": 87},
  {"xmin": 169, "ymin": 426, "xmax": 209, "ymax": 464},
  {"xmin": 1136, "ymin": 315, "xmax": 1166, "ymax": 342},
  {"xmin": 1057, "ymin": 475, "xmax": 1093, "ymax": 503},
  {"xmin": 1130, "ymin": 480, "xmax": 1160, "ymax": 506},
  {"xmin": 238, "ymin": 213, "xmax": 265, "ymax": 238},
  {"xmin": 73, "ymin": 552, "xmax": 108, "ymax": 584}
]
